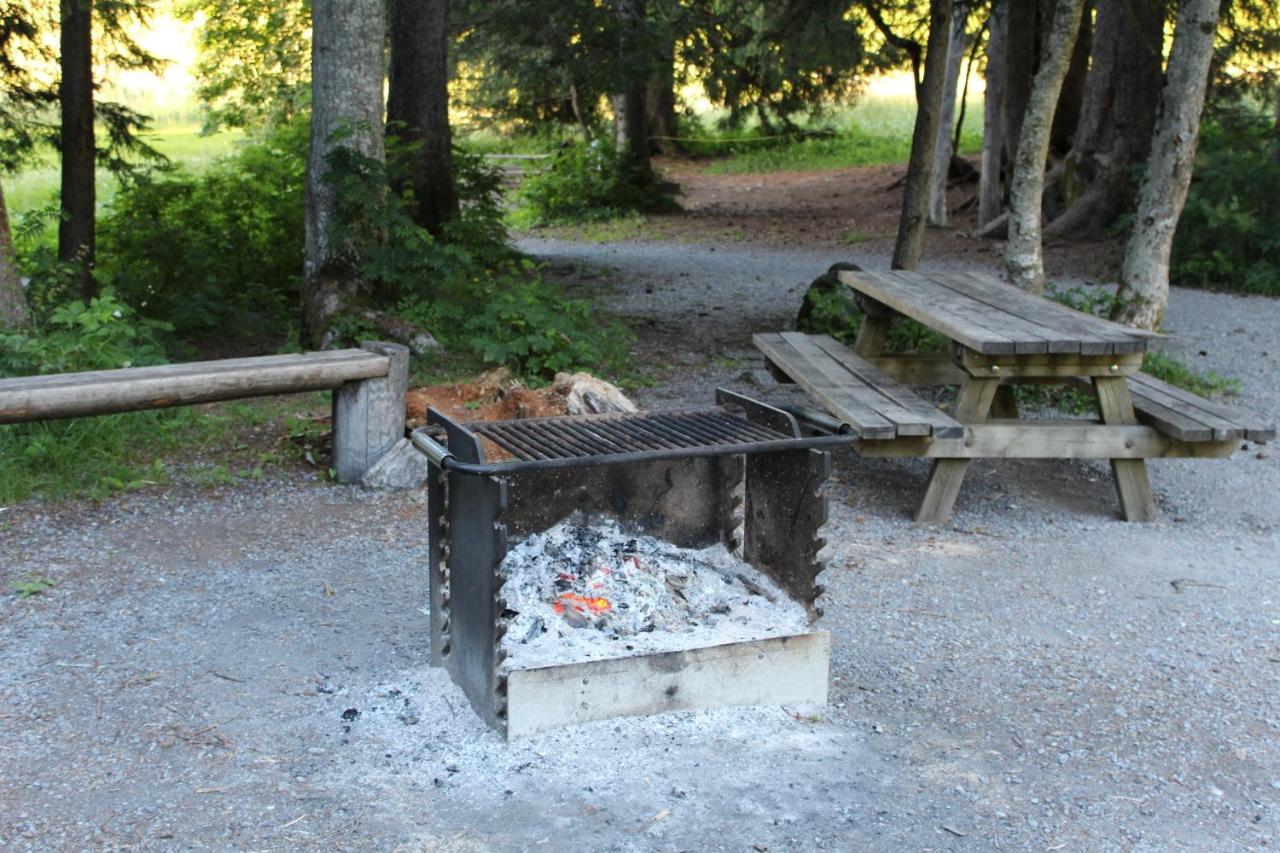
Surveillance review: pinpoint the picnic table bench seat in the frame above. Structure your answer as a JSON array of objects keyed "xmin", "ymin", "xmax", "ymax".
[
  {"xmin": 753, "ymin": 331, "xmax": 963, "ymax": 440},
  {"xmin": 1126, "ymin": 373, "xmax": 1274, "ymax": 444}
]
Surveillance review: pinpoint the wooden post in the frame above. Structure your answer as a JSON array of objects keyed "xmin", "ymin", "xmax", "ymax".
[{"xmin": 332, "ymin": 341, "xmax": 409, "ymax": 483}]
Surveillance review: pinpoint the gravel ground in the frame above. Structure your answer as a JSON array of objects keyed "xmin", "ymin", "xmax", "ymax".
[{"xmin": 1, "ymin": 238, "xmax": 1277, "ymax": 851}]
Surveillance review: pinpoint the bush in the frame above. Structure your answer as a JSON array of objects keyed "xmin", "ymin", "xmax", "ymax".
[
  {"xmin": 323, "ymin": 144, "xmax": 632, "ymax": 381},
  {"xmin": 97, "ymin": 120, "xmax": 308, "ymax": 341},
  {"xmin": 511, "ymin": 140, "xmax": 677, "ymax": 227},
  {"xmin": 1172, "ymin": 113, "xmax": 1280, "ymax": 295},
  {"xmin": 0, "ymin": 291, "xmax": 170, "ymax": 376}
]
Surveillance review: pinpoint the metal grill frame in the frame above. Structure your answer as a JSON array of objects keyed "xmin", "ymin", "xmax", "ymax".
[{"xmin": 417, "ymin": 389, "xmax": 840, "ymax": 735}]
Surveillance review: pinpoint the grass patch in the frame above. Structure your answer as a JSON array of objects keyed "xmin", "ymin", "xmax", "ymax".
[
  {"xmin": 704, "ymin": 95, "xmax": 982, "ymax": 175},
  {"xmin": 7, "ymin": 123, "xmax": 244, "ymax": 220},
  {"xmin": 0, "ymin": 393, "xmax": 328, "ymax": 505},
  {"xmin": 522, "ymin": 212, "xmax": 661, "ymax": 243}
]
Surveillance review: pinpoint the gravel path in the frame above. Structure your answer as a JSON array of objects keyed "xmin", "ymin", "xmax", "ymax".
[{"xmin": 1, "ymin": 239, "xmax": 1276, "ymax": 851}]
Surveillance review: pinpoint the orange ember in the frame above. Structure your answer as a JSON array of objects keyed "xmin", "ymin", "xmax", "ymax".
[{"xmin": 555, "ymin": 592, "xmax": 612, "ymax": 615}]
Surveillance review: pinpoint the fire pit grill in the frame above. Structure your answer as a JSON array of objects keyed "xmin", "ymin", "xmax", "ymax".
[{"xmin": 411, "ymin": 389, "xmax": 847, "ymax": 736}]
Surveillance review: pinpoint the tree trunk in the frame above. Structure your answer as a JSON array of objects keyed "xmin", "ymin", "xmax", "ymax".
[
  {"xmin": 1274, "ymin": 86, "xmax": 1280, "ymax": 162},
  {"xmin": 59, "ymin": 0, "xmax": 96, "ymax": 300},
  {"xmin": 1005, "ymin": 0, "xmax": 1087, "ymax": 293},
  {"xmin": 612, "ymin": 0, "xmax": 651, "ymax": 178},
  {"xmin": 0, "ymin": 177, "xmax": 32, "ymax": 332},
  {"xmin": 927, "ymin": 3, "xmax": 970, "ymax": 226},
  {"xmin": 891, "ymin": 0, "xmax": 954, "ymax": 270},
  {"xmin": 387, "ymin": 0, "xmax": 457, "ymax": 237},
  {"xmin": 1113, "ymin": 0, "xmax": 1219, "ymax": 330},
  {"xmin": 646, "ymin": 38, "xmax": 680, "ymax": 154},
  {"xmin": 1044, "ymin": 0, "xmax": 1164, "ymax": 238},
  {"xmin": 1050, "ymin": 0, "xmax": 1092, "ymax": 156},
  {"xmin": 1000, "ymin": 0, "xmax": 1037, "ymax": 192},
  {"xmin": 303, "ymin": 0, "xmax": 387, "ymax": 348},
  {"xmin": 978, "ymin": 0, "xmax": 1008, "ymax": 227}
]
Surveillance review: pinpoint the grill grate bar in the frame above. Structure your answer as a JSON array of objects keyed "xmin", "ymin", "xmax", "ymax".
[
  {"xmin": 467, "ymin": 408, "xmax": 803, "ymax": 463},
  {"xmin": 483, "ymin": 424, "xmax": 555, "ymax": 460},
  {"xmin": 589, "ymin": 417, "xmax": 679, "ymax": 452}
]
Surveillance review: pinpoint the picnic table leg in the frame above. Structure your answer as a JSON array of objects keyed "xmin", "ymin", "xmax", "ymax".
[
  {"xmin": 853, "ymin": 295, "xmax": 893, "ymax": 357},
  {"xmin": 1093, "ymin": 376, "xmax": 1158, "ymax": 522},
  {"xmin": 915, "ymin": 376, "xmax": 1000, "ymax": 523}
]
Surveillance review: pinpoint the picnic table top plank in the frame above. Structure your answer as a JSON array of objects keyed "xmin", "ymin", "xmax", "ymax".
[
  {"xmin": 879, "ymin": 270, "xmax": 1057, "ymax": 355},
  {"xmin": 840, "ymin": 270, "xmax": 1020, "ymax": 355},
  {"xmin": 839, "ymin": 269, "xmax": 1152, "ymax": 356},
  {"xmin": 949, "ymin": 272, "xmax": 1149, "ymax": 355}
]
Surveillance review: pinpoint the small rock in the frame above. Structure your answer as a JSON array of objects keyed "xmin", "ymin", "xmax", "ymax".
[{"xmin": 552, "ymin": 372, "xmax": 637, "ymax": 415}]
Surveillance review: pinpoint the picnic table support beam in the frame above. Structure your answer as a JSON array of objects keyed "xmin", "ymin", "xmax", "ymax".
[
  {"xmin": 1093, "ymin": 376, "xmax": 1158, "ymax": 522},
  {"xmin": 915, "ymin": 375, "xmax": 1000, "ymax": 523}
]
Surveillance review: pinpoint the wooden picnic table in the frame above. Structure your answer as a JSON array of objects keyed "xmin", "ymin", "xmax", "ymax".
[{"xmin": 754, "ymin": 269, "xmax": 1273, "ymax": 523}]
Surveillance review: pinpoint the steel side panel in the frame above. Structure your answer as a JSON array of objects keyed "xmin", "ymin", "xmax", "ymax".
[
  {"xmin": 443, "ymin": 471, "xmax": 507, "ymax": 730},
  {"xmin": 505, "ymin": 631, "xmax": 830, "ymax": 738}
]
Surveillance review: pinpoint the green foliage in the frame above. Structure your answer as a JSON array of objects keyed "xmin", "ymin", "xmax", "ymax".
[
  {"xmin": 464, "ymin": 274, "xmax": 631, "ymax": 379},
  {"xmin": 794, "ymin": 276, "xmax": 946, "ymax": 353},
  {"xmin": 1171, "ymin": 114, "xmax": 1280, "ymax": 295},
  {"xmin": 512, "ymin": 141, "xmax": 678, "ymax": 227},
  {"xmin": 12, "ymin": 577, "xmax": 56, "ymax": 599},
  {"xmin": 180, "ymin": 0, "xmax": 312, "ymax": 131},
  {"xmin": 0, "ymin": 290, "xmax": 170, "ymax": 376},
  {"xmin": 322, "ymin": 139, "xmax": 632, "ymax": 381},
  {"xmin": 1141, "ymin": 350, "xmax": 1239, "ymax": 398},
  {"xmin": 0, "ymin": 289, "xmax": 183, "ymax": 503},
  {"xmin": 1045, "ymin": 282, "xmax": 1239, "ymax": 400},
  {"xmin": 685, "ymin": 0, "xmax": 866, "ymax": 132},
  {"xmin": 95, "ymin": 120, "xmax": 308, "ymax": 340}
]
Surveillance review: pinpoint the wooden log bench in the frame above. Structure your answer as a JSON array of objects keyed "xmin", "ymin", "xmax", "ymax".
[{"xmin": 0, "ymin": 341, "xmax": 412, "ymax": 485}]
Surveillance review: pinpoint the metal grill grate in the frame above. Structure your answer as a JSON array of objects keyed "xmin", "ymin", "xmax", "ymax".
[{"xmin": 471, "ymin": 410, "xmax": 789, "ymax": 462}]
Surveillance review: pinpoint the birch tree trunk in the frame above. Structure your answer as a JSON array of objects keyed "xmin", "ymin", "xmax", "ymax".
[
  {"xmin": 978, "ymin": 0, "xmax": 1008, "ymax": 227},
  {"xmin": 1113, "ymin": 0, "xmax": 1219, "ymax": 330},
  {"xmin": 891, "ymin": 0, "xmax": 954, "ymax": 271},
  {"xmin": 1005, "ymin": 0, "xmax": 1086, "ymax": 293},
  {"xmin": 302, "ymin": 0, "xmax": 387, "ymax": 348},
  {"xmin": 388, "ymin": 0, "xmax": 457, "ymax": 237},
  {"xmin": 927, "ymin": 3, "xmax": 970, "ymax": 226},
  {"xmin": 0, "ymin": 177, "xmax": 32, "ymax": 332},
  {"xmin": 59, "ymin": 0, "xmax": 97, "ymax": 300}
]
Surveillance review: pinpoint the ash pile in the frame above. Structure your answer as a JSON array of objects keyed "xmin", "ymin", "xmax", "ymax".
[{"xmin": 500, "ymin": 515, "xmax": 808, "ymax": 671}]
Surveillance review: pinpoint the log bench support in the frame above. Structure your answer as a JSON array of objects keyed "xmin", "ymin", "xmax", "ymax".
[
  {"xmin": 332, "ymin": 342, "xmax": 410, "ymax": 483},
  {"xmin": 0, "ymin": 340, "xmax": 413, "ymax": 488}
]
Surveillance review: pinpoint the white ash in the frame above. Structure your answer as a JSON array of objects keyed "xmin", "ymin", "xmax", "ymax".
[{"xmin": 499, "ymin": 515, "xmax": 809, "ymax": 671}]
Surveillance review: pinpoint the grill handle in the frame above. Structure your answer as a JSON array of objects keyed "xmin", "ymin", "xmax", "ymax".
[{"xmin": 410, "ymin": 427, "xmax": 455, "ymax": 468}]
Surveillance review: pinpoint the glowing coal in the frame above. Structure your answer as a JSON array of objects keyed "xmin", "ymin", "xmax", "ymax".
[{"xmin": 499, "ymin": 516, "xmax": 809, "ymax": 671}]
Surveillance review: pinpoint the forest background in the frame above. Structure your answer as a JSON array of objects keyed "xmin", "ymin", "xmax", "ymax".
[{"xmin": 0, "ymin": 0, "xmax": 1277, "ymax": 501}]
